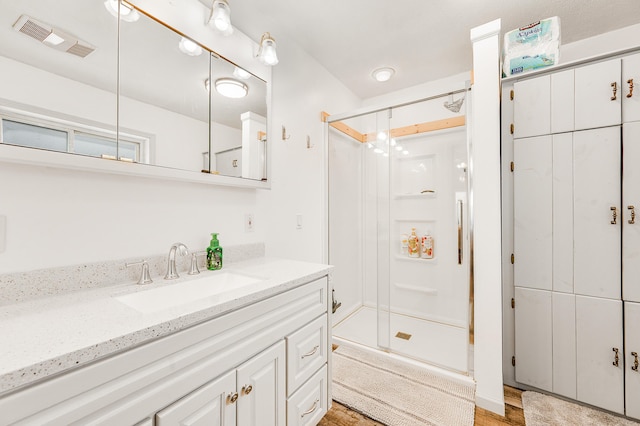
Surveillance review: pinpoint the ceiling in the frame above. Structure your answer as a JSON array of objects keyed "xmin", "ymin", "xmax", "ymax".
[{"xmin": 228, "ymin": 0, "xmax": 640, "ymax": 99}]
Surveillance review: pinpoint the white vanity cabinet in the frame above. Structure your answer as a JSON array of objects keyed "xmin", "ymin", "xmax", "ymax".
[{"xmin": 0, "ymin": 275, "xmax": 330, "ymax": 426}]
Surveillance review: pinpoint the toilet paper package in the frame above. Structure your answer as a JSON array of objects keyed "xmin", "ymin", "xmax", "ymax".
[{"xmin": 503, "ymin": 16, "xmax": 560, "ymax": 77}]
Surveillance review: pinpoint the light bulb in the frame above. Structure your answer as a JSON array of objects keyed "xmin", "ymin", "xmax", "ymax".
[
  {"xmin": 209, "ymin": 0, "xmax": 233, "ymax": 35},
  {"xmin": 258, "ymin": 34, "xmax": 279, "ymax": 66},
  {"xmin": 178, "ymin": 37, "xmax": 202, "ymax": 56}
]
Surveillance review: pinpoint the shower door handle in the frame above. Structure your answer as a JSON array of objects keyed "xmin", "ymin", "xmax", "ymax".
[{"xmin": 457, "ymin": 200, "xmax": 463, "ymax": 265}]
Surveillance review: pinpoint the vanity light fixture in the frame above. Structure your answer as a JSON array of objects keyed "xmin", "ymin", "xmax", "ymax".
[
  {"xmin": 104, "ymin": 0, "xmax": 140, "ymax": 22},
  {"xmin": 233, "ymin": 66, "xmax": 251, "ymax": 80},
  {"xmin": 257, "ymin": 32, "xmax": 279, "ymax": 66},
  {"xmin": 208, "ymin": 0, "xmax": 233, "ymax": 36},
  {"xmin": 178, "ymin": 37, "xmax": 202, "ymax": 56},
  {"xmin": 215, "ymin": 78, "xmax": 248, "ymax": 98},
  {"xmin": 372, "ymin": 67, "xmax": 395, "ymax": 82}
]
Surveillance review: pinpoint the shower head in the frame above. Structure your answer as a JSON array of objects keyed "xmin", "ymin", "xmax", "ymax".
[{"xmin": 443, "ymin": 95, "xmax": 465, "ymax": 113}]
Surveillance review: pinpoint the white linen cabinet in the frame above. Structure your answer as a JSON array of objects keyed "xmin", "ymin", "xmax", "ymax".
[{"xmin": 509, "ymin": 52, "xmax": 640, "ymax": 418}]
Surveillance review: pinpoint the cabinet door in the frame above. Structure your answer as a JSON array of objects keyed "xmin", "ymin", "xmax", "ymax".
[
  {"xmin": 625, "ymin": 302, "xmax": 640, "ymax": 420},
  {"xmin": 623, "ymin": 53, "xmax": 640, "ymax": 123},
  {"xmin": 552, "ymin": 133, "xmax": 574, "ymax": 293},
  {"xmin": 237, "ymin": 341, "xmax": 286, "ymax": 426},
  {"xmin": 514, "ymin": 75, "xmax": 551, "ymax": 138},
  {"xmin": 576, "ymin": 295, "xmax": 624, "ymax": 414},
  {"xmin": 573, "ymin": 127, "xmax": 621, "ymax": 299},
  {"xmin": 623, "ymin": 122, "xmax": 640, "ymax": 302},
  {"xmin": 156, "ymin": 370, "xmax": 236, "ymax": 426},
  {"xmin": 514, "ymin": 287, "xmax": 552, "ymax": 391},
  {"xmin": 551, "ymin": 69, "xmax": 575, "ymax": 133},
  {"xmin": 575, "ymin": 59, "xmax": 621, "ymax": 130},
  {"xmin": 514, "ymin": 136, "xmax": 552, "ymax": 290},
  {"xmin": 552, "ymin": 292, "xmax": 576, "ymax": 399}
]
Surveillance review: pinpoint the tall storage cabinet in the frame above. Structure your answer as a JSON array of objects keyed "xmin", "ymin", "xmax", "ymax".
[{"xmin": 509, "ymin": 52, "xmax": 640, "ymax": 419}]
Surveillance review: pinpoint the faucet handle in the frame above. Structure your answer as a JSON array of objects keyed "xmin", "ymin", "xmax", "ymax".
[
  {"xmin": 189, "ymin": 251, "xmax": 207, "ymax": 275},
  {"xmin": 126, "ymin": 260, "xmax": 153, "ymax": 285}
]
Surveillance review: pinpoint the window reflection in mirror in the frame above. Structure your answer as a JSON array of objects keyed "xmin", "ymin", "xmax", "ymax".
[{"xmin": 0, "ymin": 0, "xmax": 118, "ymax": 158}]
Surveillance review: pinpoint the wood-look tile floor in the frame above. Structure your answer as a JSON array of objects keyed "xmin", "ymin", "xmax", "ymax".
[{"xmin": 319, "ymin": 385, "xmax": 525, "ymax": 426}]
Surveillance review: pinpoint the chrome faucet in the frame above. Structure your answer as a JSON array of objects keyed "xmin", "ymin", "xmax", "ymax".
[{"xmin": 165, "ymin": 242, "xmax": 189, "ymax": 280}]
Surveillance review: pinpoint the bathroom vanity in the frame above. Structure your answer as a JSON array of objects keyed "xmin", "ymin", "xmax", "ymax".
[{"xmin": 0, "ymin": 258, "xmax": 332, "ymax": 425}]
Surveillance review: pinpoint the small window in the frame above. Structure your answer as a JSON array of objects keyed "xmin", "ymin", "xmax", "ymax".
[
  {"xmin": 2, "ymin": 119, "xmax": 67, "ymax": 152},
  {"xmin": 74, "ymin": 132, "xmax": 118, "ymax": 158}
]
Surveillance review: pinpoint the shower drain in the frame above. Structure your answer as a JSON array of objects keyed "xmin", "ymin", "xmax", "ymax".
[{"xmin": 395, "ymin": 331, "xmax": 412, "ymax": 340}]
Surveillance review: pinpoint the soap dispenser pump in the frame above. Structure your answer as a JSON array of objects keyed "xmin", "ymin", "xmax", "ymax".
[{"xmin": 206, "ymin": 233, "xmax": 223, "ymax": 271}]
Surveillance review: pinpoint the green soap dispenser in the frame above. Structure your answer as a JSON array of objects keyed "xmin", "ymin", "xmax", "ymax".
[{"xmin": 206, "ymin": 233, "xmax": 223, "ymax": 271}]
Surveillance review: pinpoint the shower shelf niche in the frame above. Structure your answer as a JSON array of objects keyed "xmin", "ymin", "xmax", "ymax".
[
  {"xmin": 394, "ymin": 191, "xmax": 437, "ymax": 199},
  {"xmin": 394, "ymin": 255, "xmax": 438, "ymax": 263}
]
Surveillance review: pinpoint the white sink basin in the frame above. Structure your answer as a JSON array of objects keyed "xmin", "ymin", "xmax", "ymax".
[{"xmin": 115, "ymin": 272, "xmax": 264, "ymax": 314}]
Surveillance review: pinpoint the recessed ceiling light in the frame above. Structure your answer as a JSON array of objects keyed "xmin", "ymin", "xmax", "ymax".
[
  {"xmin": 372, "ymin": 67, "xmax": 395, "ymax": 82},
  {"xmin": 215, "ymin": 78, "xmax": 248, "ymax": 98}
]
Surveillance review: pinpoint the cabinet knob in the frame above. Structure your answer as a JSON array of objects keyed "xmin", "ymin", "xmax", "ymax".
[
  {"xmin": 628, "ymin": 78, "xmax": 635, "ymax": 98},
  {"xmin": 242, "ymin": 384, "xmax": 253, "ymax": 395},
  {"xmin": 611, "ymin": 82, "xmax": 618, "ymax": 101},
  {"xmin": 629, "ymin": 205, "xmax": 636, "ymax": 224},
  {"xmin": 613, "ymin": 347, "xmax": 620, "ymax": 367},
  {"xmin": 227, "ymin": 392, "xmax": 239, "ymax": 404},
  {"xmin": 611, "ymin": 206, "xmax": 618, "ymax": 225},
  {"xmin": 632, "ymin": 351, "xmax": 639, "ymax": 372}
]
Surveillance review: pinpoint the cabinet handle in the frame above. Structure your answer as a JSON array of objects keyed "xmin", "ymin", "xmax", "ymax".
[
  {"xmin": 242, "ymin": 384, "xmax": 253, "ymax": 395},
  {"xmin": 301, "ymin": 399, "xmax": 319, "ymax": 418},
  {"xmin": 301, "ymin": 345, "xmax": 319, "ymax": 359},
  {"xmin": 227, "ymin": 392, "xmax": 239, "ymax": 404},
  {"xmin": 628, "ymin": 79, "xmax": 635, "ymax": 98},
  {"xmin": 613, "ymin": 347, "xmax": 620, "ymax": 367},
  {"xmin": 611, "ymin": 82, "xmax": 618, "ymax": 100},
  {"xmin": 611, "ymin": 206, "xmax": 618, "ymax": 225},
  {"xmin": 232, "ymin": 159, "xmax": 238, "ymax": 168},
  {"xmin": 629, "ymin": 205, "xmax": 636, "ymax": 224},
  {"xmin": 632, "ymin": 352, "xmax": 639, "ymax": 372}
]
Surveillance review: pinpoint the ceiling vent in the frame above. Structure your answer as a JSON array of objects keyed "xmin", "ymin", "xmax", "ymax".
[{"xmin": 12, "ymin": 15, "xmax": 96, "ymax": 58}]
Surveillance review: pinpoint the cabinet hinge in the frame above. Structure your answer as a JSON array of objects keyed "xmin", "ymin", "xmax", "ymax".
[
  {"xmin": 510, "ymin": 161, "xmax": 514, "ymax": 172},
  {"xmin": 511, "ymin": 253, "xmax": 515, "ymax": 264},
  {"xmin": 510, "ymin": 90, "xmax": 514, "ymax": 101},
  {"xmin": 511, "ymin": 298, "xmax": 515, "ymax": 309},
  {"xmin": 512, "ymin": 356, "xmax": 516, "ymax": 367},
  {"xmin": 510, "ymin": 123, "xmax": 514, "ymax": 134}
]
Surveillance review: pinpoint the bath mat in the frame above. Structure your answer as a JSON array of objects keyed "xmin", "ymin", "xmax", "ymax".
[
  {"xmin": 332, "ymin": 344, "xmax": 475, "ymax": 426},
  {"xmin": 522, "ymin": 391, "xmax": 639, "ymax": 425}
]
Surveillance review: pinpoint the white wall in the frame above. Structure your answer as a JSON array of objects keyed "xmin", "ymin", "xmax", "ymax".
[{"xmin": 258, "ymin": 36, "xmax": 361, "ymax": 263}]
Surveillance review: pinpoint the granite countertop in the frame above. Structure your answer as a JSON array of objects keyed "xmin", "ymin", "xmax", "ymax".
[{"xmin": 0, "ymin": 257, "xmax": 332, "ymax": 396}]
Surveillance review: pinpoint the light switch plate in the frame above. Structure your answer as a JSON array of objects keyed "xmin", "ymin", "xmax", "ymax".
[{"xmin": 245, "ymin": 213, "xmax": 254, "ymax": 232}]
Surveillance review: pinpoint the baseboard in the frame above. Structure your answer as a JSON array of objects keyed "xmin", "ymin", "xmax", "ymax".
[{"xmin": 476, "ymin": 394, "xmax": 505, "ymax": 416}]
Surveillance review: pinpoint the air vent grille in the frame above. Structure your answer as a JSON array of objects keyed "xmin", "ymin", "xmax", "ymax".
[
  {"xmin": 67, "ymin": 42, "xmax": 95, "ymax": 58},
  {"xmin": 16, "ymin": 17, "xmax": 50, "ymax": 42},
  {"xmin": 12, "ymin": 14, "xmax": 95, "ymax": 58}
]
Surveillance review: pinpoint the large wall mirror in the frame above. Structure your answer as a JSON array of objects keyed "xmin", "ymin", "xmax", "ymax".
[{"xmin": 0, "ymin": 0, "xmax": 269, "ymax": 184}]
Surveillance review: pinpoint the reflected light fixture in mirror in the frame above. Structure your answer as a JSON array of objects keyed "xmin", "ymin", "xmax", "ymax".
[
  {"xmin": 214, "ymin": 78, "xmax": 248, "ymax": 98},
  {"xmin": 372, "ymin": 67, "xmax": 395, "ymax": 82},
  {"xmin": 104, "ymin": 0, "xmax": 140, "ymax": 22},
  {"xmin": 257, "ymin": 32, "xmax": 279, "ymax": 66},
  {"xmin": 178, "ymin": 37, "xmax": 202, "ymax": 56},
  {"xmin": 233, "ymin": 66, "xmax": 251, "ymax": 80},
  {"xmin": 208, "ymin": 0, "xmax": 233, "ymax": 36}
]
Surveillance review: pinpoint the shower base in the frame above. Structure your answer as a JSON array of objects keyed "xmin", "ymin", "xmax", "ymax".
[{"xmin": 333, "ymin": 305, "xmax": 470, "ymax": 373}]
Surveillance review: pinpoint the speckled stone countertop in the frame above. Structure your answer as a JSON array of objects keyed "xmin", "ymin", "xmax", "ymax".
[{"xmin": 0, "ymin": 257, "xmax": 332, "ymax": 396}]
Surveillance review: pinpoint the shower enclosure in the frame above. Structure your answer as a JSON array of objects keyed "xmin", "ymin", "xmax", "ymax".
[{"xmin": 327, "ymin": 88, "xmax": 472, "ymax": 374}]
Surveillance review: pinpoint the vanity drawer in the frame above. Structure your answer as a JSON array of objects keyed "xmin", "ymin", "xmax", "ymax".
[
  {"xmin": 286, "ymin": 364, "xmax": 328, "ymax": 426},
  {"xmin": 286, "ymin": 313, "xmax": 328, "ymax": 394}
]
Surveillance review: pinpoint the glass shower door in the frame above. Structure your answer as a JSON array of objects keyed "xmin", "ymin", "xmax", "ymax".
[{"xmin": 387, "ymin": 97, "xmax": 470, "ymax": 372}]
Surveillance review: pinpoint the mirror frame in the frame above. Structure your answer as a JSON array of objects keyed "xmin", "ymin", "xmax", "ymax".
[{"xmin": 0, "ymin": 0, "xmax": 271, "ymax": 190}]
